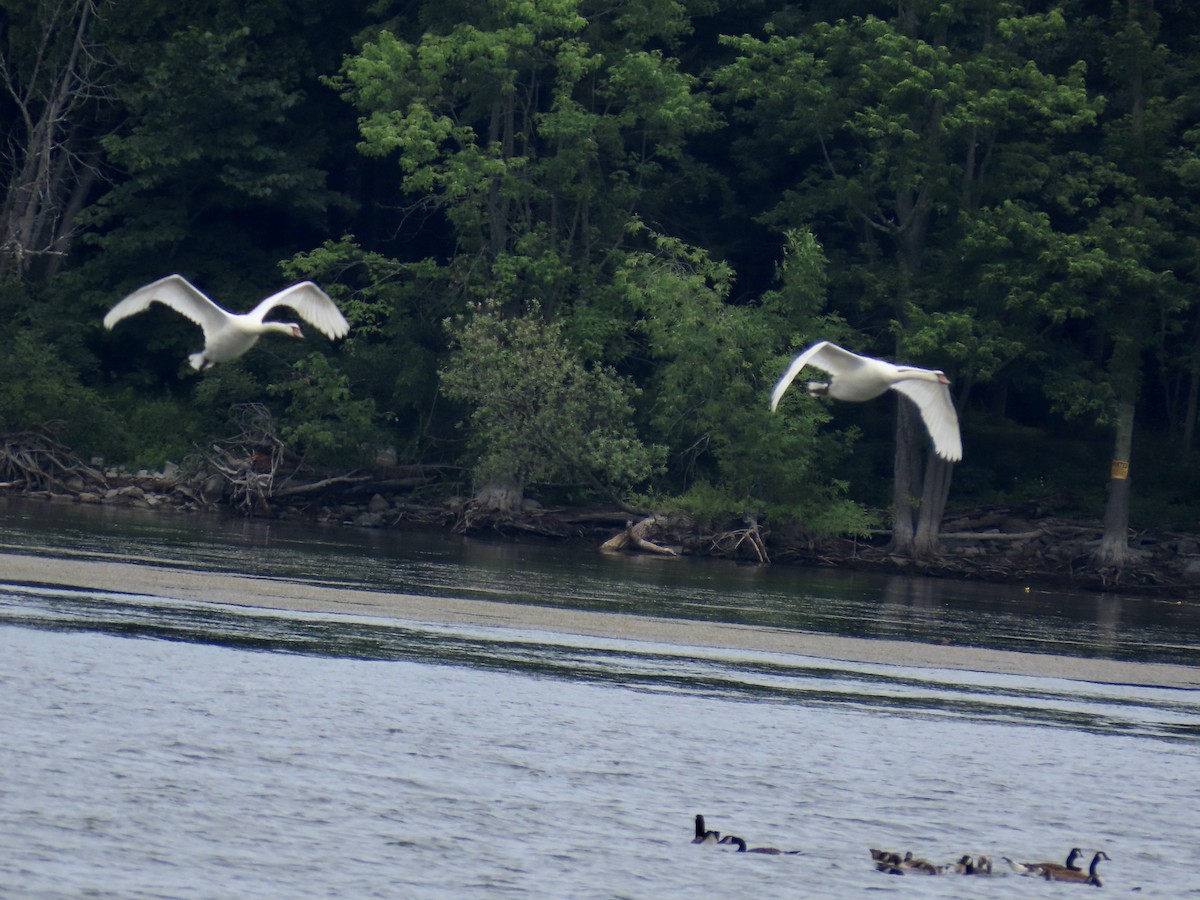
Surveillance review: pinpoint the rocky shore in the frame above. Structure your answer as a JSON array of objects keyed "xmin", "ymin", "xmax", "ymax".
[{"xmin": 5, "ymin": 446, "xmax": 1200, "ymax": 600}]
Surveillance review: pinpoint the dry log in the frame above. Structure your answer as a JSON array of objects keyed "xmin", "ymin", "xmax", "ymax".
[
  {"xmin": 707, "ymin": 517, "xmax": 769, "ymax": 563},
  {"xmin": 274, "ymin": 474, "xmax": 372, "ymax": 498},
  {"xmin": 939, "ymin": 530, "xmax": 1045, "ymax": 541},
  {"xmin": 601, "ymin": 516, "xmax": 678, "ymax": 556}
]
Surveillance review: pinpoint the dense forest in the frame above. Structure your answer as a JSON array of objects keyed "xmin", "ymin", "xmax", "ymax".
[{"xmin": 2, "ymin": 0, "xmax": 1199, "ymax": 566}]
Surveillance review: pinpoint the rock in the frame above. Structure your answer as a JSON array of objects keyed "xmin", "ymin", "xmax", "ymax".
[
  {"xmin": 354, "ymin": 511, "xmax": 383, "ymax": 528},
  {"xmin": 1171, "ymin": 538, "xmax": 1199, "ymax": 556},
  {"xmin": 172, "ymin": 483, "xmax": 198, "ymax": 501},
  {"xmin": 368, "ymin": 493, "xmax": 389, "ymax": 514},
  {"xmin": 202, "ymin": 474, "xmax": 226, "ymax": 498}
]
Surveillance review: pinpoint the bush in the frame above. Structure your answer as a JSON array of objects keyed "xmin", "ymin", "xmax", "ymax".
[{"xmin": 441, "ymin": 300, "xmax": 663, "ymax": 504}]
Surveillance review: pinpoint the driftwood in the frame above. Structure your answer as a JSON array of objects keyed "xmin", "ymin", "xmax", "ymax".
[
  {"xmin": 202, "ymin": 404, "xmax": 286, "ymax": 512},
  {"xmin": 939, "ymin": 529, "xmax": 1045, "ymax": 541},
  {"xmin": 0, "ymin": 428, "xmax": 106, "ymax": 493},
  {"xmin": 601, "ymin": 516, "xmax": 678, "ymax": 556},
  {"xmin": 273, "ymin": 474, "xmax": 372, "ymax": 498},
  {"xmin": 706, "ymin": 516, "xmax": 769, "ymax": 563}
]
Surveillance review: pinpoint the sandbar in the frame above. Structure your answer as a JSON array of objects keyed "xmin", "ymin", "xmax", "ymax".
[{"xmin": 3, "ymin": 549, "xmax": 1199, "ymax": 689}]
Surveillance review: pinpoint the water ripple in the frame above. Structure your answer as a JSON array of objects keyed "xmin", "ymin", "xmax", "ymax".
[{"xmin": 3, "ymin": 583, "xmax": 1198, "ymax": 744}]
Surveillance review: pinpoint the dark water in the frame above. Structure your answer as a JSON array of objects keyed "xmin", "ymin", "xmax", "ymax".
[{"xmin": 2, "ymin": 499, "xmax": 1199, "ymax": 897}]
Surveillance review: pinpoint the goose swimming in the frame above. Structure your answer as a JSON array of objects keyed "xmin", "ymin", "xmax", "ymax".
[
  {"xmin": 719, "ymin": 835, "xmax": 800, "ymax": 855},
  {"xmin": 692, "ymin": 813, "xmax": 720, "ymax": 844},
  {"xmin": 1011, "ymin": 847, "xmax": 1085, "ymax": 876},
  {"xmin": 1043, "ymin": 851, "xmax": 1108, "ymax": 886}
]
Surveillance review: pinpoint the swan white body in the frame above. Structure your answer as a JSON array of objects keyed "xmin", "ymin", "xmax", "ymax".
[
  {"xmin": 103, "ymin": 274, "xmax": 350, "ymax": 371},
  {"xmin": 770, "ymin": 341, "xmax": 962, "ymax": 462}
]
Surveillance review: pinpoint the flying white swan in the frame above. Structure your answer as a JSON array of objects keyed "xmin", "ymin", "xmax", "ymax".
[
  {"xmin": 770, "ymin": 340, "xmax": 962, "ymax": 462},
  {"xmin": 103, "ymin": 274, "xmax": 350, "ymax": 371}
]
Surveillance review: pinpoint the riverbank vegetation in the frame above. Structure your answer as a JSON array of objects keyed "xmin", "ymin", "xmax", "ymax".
[{"xmin": 3, "ymin": 0, "xmax": 1200, "ymax": 572}]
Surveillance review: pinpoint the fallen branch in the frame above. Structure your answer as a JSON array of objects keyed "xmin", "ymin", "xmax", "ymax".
[
  {"xmin": 274, "ymin": 474, "xmax": 373, "ymax": 498},
  {"xmin": 0, "ymin": 427, "xmax": 107, "ymax": 494},
  {"xmin": 707, "ymin": 516, "xmax": 769, "ymax": 563},
  {"xmin": 939, "ymin": 530, "xmax": 1045, "ymax": 541},
  {"xmin": 601, "ymin": 516, "xmax": 678, "ymax": 556}
]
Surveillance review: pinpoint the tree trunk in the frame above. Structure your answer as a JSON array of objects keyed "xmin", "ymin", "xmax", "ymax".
[
  {"xmin": 1092, "ymin": 400, "xmax": 1135, "ymax": 567},
  {"xmin": 0, "ymin": 0, "xmax": 102, "ymax": 281},
  {"xmin": 913, "ymin": 452, "xmax": 953, "ymax": 557},
  {"xmin": 890, "ymin": 396, "xmax": 956, "ymax": 559},
  {"xmin": 472, "ymin": 477, "xmax": 524, "ymax": 516},
  {"xmin": 888, "ymin": 399, "xmax": 921, "ymax": 556},
  {"xmin": 1182, "ymin": 321, "xmax": 1200, "ymax": 455},
  {"xmin": 1184, "ymin": 365, "xmax": 1199, "ymax": 455}
]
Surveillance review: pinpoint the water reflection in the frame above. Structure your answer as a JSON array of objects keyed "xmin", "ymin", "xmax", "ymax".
[{"xmin": 3, "ymin": 497, "xmax": 1200, "ymax": 667}]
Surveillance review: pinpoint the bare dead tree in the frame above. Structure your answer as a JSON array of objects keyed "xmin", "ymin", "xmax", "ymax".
[
  {"xmin": 205, "ymin": 403, "xmax": 287, "ymax": 513},
  {"xmin": 0, "ymin": 0, "xmax": 108, "ymax": 280}
]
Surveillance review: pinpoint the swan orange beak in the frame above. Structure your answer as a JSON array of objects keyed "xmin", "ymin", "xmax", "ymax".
[{"xmin": 937, "ymin": 373, "xmax": 950, "ymax": 384}]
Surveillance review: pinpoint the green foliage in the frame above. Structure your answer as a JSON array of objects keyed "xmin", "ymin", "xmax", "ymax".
[
  {"xmin": 654, "ymin": 478, "xmax": 874, "ymax": 536},
  {"xmin": 282, "ymin": 238, "xmax": 454, "ymax": 444},
  {"xmin": 619, "ymin": 227, "xmax": 869, "ymax": 533},
  {"xmin": 81, "ymin": 10, "xmax": 351, "ymax": 281},
  {"xmin": 267, "ymin": 354, "xmax": 379, "ymax": 466},
  {"xmin": 191, "ymin": 366, "xmax": 268, "ymax": 419},
  {"xmin": 5, "ymin": 0, "xmax": 1200, "ymax": 537},
  {"xmin": 332, "ymin": 0, "xmax": 719, "ymax": 326},
  {"xmin": 713, "ymin": 4, "xmax": 1103, "ymax": 370},
  {"xmin": 0, "ymin": 330, "xmax": 115, "ymax": 454},
  {"xmin": 441, "ymin": 300, "xmax": 662, "ymax": 500},
  {"xmin": 107, "ymin": 392, "xmax": 208, "ymax": 472}
]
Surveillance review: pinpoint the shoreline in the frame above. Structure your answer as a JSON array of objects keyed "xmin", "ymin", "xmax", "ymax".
[
  {"xmin": 4, "ymin": 549, "xmax": 1199, "ymax": 689},
  {"xmin": 6, "ymin": 478, "xmax": 1200, "ymax": 600}
]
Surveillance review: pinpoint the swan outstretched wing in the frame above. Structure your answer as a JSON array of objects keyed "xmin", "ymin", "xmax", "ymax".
[
  {"xmin": 890, "ymin": 378, "xmax": 962, "ymax": 461},
  {"xmin": 770, "ymin": 341, "xmax": 868, "ymax": 411},
  {"xmin": 103, "ymin": 275, "xmax": 230, "ymax": 339},
  {"xmin": 251, "ymin": 282, "xmax": 350, "ymax": 340}
]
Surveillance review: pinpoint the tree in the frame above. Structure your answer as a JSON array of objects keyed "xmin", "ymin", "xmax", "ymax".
[
  {"xmin": 0, "ymin": 0, "xmax": 107, "ymax": 280},
  {"xmin": 715, "ymin": 2, "xmax": 1099, "ymax": 556},
  {"xmin": 334, "ymin": 0, "xmax": 721, "ymax": 505},
  {"xmin": 619, "ymin": 226, "xmax": 873, "ymax": 535},
  {"xmin": 85, "ymin": 21, "xmax": 345, "ymax": 281},
  {"xmin": 1061, "ymin": 0, "xmax": 1192, "ymax": 566},
  {"xmin": 267, "ymin": 353, "xmax": 379, "ymax": 466},
  {"xmin": 333, "ymin": 0, "xmax": 719, "ymax": 325},
  {"xmin": 440, "ymin": 299, "xmax": 662, "ymax": 514},
  {"xmin": 281, "ymin": 239, "xmax": 457, "ymax": 457}
]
